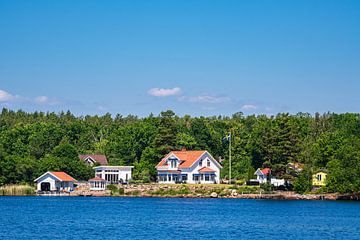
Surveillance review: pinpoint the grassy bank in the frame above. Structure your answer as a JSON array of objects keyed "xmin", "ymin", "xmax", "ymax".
[{"xmin": 0, "ymin": 184, "xmax": 35, "ymax": 196}]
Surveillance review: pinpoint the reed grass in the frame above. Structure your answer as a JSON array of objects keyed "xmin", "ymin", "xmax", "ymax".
[{"xmin": 0, "ymin": 184, "xmax": 35, "ymax": 196}]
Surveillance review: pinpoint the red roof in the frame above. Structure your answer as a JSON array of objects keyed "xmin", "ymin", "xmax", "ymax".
[
  {"xmin": 261, "ymin": 168, "xmax": 271, "ymax": 175},
  {"xmin": 198, "ymin": 167, "xmax": 216, "ymax": 173},
  {"xmin": 89, "ymin": 177, "xmax": 106, "ymax": 182},
  {"xmin": 79, "ymin": 154, "xmax": 108, "ymax": 165},
  {"xmin": 50, "ymin": 172, "xmax": 76, "ymax": 181},
  {"xmin": 157, "ymin": 170, "xmax": 181, "ymax": 173},
  {"xmin": 157, "ymin": 150, "xmax": 207, "ymax": 169}
]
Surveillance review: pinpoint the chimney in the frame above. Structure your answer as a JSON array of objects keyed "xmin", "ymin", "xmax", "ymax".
[{"xmin": 181, "ymin": 147, "xmax": 187, "ymax": 151}]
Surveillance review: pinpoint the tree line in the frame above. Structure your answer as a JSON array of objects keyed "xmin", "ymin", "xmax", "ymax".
[{"xmin": 0, "ymin": 108, "xmax": 359, "ymax": 193}]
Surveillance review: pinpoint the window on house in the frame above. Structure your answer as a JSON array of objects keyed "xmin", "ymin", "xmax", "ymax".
[
  {"xmin": 207, "ymin": 159, "xmax": 210, "ymax": 167},
  {"xmin": 318, "ymin": 174, "xmax": 322, "ymax": 181},
  {"xmin": 205, "ymin": 175, "xmax": 210, "ymax": 181},
  {"xmin": 199, "ymin": 160, "xmax": 203, "ymax": 167},
  {"xmin": 193, "ymin": 175, "xmax": 199, "ymax": 181}
]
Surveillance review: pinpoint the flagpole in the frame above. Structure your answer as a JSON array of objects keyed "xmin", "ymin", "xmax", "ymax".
[{"xmin": 229, "ymin": 132, "xmax": 231, "ymax": 184}]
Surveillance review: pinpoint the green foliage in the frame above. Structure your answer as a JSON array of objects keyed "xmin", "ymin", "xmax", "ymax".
[
  {"xmin": 260, "ymin": 183, "xmax": 273, "ymax": 192},
  {"xmin": 106, "ymin": 185, "xmax": 125, "ymax": 195},
  {"xmin": 106, "ymin": 184, "xmax": 117, "ymax": 192},
  {"xmin": 0, "ymin": 108, "xmax": 359, "ymax": 194},
  {"xmin": 294, "ymin": 171, "xmax": 312, "ymax": 194}
]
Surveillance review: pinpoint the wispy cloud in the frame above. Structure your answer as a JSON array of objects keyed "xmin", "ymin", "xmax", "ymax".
[
  {"xmin": 148, "ymin": 87, "xmax": 181, "ymax": 97},
  {"xmin": 0, "ymin": 89, "xmax": 13, "ymax": 102},
  {"xmin": 96, "ymin": 105, "xmax": 107, "ymax": 111},
  {"xmin": 34, "ymin": 96, "xmax": 60, "ymax": 105},
  {"xmin": 0, "ymin": 89, "xmax": 22, "ymax": 102},
  {"xmin": 241, "ymin": 104, "xmax": 258, "ymax": 110},
  {"xmin": 0, "ymin": 89, "xmax": 60, "ymax": 106},
  {"xmin": 179, "ymin": 95, "xmax": 231, "ymax": 104}
]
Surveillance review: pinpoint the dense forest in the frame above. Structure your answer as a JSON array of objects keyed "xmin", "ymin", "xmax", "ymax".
[{"xmin": 0, "ymin": 108, "xmax": 359, "ymax": 193}]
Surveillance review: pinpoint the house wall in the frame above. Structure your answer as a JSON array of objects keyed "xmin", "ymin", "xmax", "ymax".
[
  {"xmin": 157, "ymin": 152, "xmax": 221, "ymax": 184},
  {"xmin": 256, "ymin": 173, "xmax": 267, "ymax": 184},
  {"xmin": 36, "ymin": 174, "xmax": 57, "ymax": 191},
  {"xmin": 94, "ymin": 167, "xmax": 133, "ymax": 183},
  {"xmin": 254, "ymin": 169, "xmax": 285, "ymax": 186},
  {"xmin": 312, "ymin": 172, "xmax": 327, "ymax": 186},
  {"xmin": 35, "ymin": 174, "xmax": 74, "ymax": 192},
  {"xmin": 90, "ymin": 181, "xmax": 106, "ymax": 190}
]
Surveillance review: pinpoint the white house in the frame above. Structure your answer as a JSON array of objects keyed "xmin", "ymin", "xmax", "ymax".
[
  {"xmin": 94, "ymin": 166, "xmax": 134, "ymax": 184},
  {"xmin": 254, "ymin": 168, "xmax": 285, "ymax": 187},
  {"xmin": 34, "ymin": 171, "xmax": 76, "ymax": 192},
  {"xmin": 89, "ymin": 176, "xmax": 107, "ymax": 190},
  {"xmin": 156, "ymin": 150, "xmax": 222, "ymax": 184},
  {"xmin": 79, "ymin": 154, "xmax": 108, "ymax": 166}
]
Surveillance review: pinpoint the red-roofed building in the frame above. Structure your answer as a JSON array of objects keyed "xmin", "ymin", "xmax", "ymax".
[
  {"xmin": 156, "ymin": 149, "xmax": 222, "ymax": 184},
  {"xmin": 254, "ymin": 168, "xmax": 271, "ymax": 184},
  {"xmin": 79, "ymin": 154, "xmax": 108, "ymax": 166},
  {"xmin": 254, "ymin": 168, "xmax": 285, "ymax": 186},
  {"xmin": 89, "ymin": 177, "xmax": 106, "ymax": 191},
  {"xmin": 34, "ymin": 171, "xmax": 76, "ymax": 192}
]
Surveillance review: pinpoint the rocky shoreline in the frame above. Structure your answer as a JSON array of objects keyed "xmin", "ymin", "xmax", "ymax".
[{"xmin": 70, "ymin": 184, "xmax": 359, "ymax": 201}]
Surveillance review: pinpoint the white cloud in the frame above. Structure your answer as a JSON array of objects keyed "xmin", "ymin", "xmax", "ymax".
[
  {"xmin": 0, "ymin": 89, "xmax": 14, "ymax": 102},
  {"xmin": 179, "ymin": 95, "xmax": 231, "ymax": 104},
  {"xmin": 148, "ymin": 87, "xmax": 181, "ymax": 97},
  {"xmin": 241, "ymin": 104, "xmax": 258, "ymax": 110},
  {"xmin": 34, "ymin": 96, "xmax": 49, "ymax": 104},
  {"xmin": 97, "ymin": 105, "xmax": 107, "ymax": 111},
  {"xmin": 0, "ymin": 89, "xmax": 60, "ymax": 106},
  {"xmin": 34, "ymin": 96, "xmax": 60, "ymax": 105}
]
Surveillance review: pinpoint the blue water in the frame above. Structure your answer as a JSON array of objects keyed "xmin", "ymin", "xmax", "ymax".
[{"xmin": 0, "ymin": 197, "xmax": 359, "ymax": 239}]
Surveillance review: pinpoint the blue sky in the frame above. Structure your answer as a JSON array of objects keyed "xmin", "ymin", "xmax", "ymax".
[{"xmin": 0, "ymin": 0, "xmax": 359, "ymax": 116}]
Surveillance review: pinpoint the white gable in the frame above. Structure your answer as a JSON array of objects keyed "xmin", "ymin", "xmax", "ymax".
[
  {"xmin": 34, "ymin": 172, "xmax": 60, "ymax": 183},
  {"xmin": 84, "ymin": 156, "xmax": 96, "ymax": 165}
]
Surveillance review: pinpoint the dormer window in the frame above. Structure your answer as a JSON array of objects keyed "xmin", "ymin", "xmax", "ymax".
[
  {"xmin": 207, "ymin": 159, "xmax": 210, "ymax": 167},
  {"xmin": 168, "ymin": 156, "xmax": 177, "ymax": 168}
]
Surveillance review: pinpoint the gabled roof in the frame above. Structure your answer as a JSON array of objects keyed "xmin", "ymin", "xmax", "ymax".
[
  {"xmin": 156, "ymin": 150, "xmax": 207, "ymax": 169},
  {"xmin": 157, "ymin": 150, "xmax": 222, "ymax": 169},
  {"xmin": 198, "ymin": 167, "xmax": 216, "ymax": 173},
  {"xmin": 34, "ymin": 171, "xmax": 76, "ymax": 182},
  {"xmin": 51, "ymin": 172, "xmax": 76, "ymax": 181},
  {"xmin": 255, "ymin": 168, "xmax": 271, "ymax": 176},
  {"xmin": 79, "ymin": 154, "xmax": 108, "ymax": 165},
  {"xmin": 89, "ymin": 177, "xmax": 106, "ymax": 182}
]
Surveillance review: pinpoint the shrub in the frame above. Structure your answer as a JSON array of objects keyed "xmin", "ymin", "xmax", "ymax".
[
  {"xmin": 294, "ymin": 172, "xmax": 312, "ymax": 194},
  {"xmin": 127, "ymin": 190, "xmax": 140, "ymax": 196},
  {"xmin": 118, "ymin": 187, "xmax": 125, "ymax": 195},
  {"xmin": 260, "ymin": 183, "xmax": 273, "ymax": 192},
  {"xmin": 235, "ymin": 180, "xmax": 245, "ymax": 185},
  {"xmin": 106, "ymin": 184, "xmax": 117, "ymax": 192},
  {"xmin": 106, "ymin": 184, "xmax": 119, "ymax": 195}
]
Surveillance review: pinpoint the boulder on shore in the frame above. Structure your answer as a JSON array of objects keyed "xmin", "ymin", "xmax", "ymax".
[{"xmin": 210, "ymin": 192, "xmax": 218, "ymax": 198}]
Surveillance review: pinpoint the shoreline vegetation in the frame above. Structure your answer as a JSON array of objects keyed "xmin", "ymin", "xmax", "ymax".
[
  {"xmin": 0, "ymin": 109, "xmax": 359, "ymax": 196},
  {"xmin": 0, "ymin": 184, "xmax": 35, "ymax": 196},
  {"xmin": 1, "ymin": 184, "xmax": 359, "ymax": 200}
]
